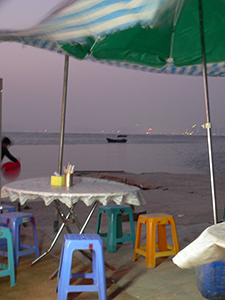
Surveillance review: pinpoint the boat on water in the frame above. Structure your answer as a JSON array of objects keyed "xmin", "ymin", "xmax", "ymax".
[
  {"xmin": 117, "ymin": 135, "xmax": 127, "ymax": 138},
  {"xmin": 106, "ymin": 135, "xmax": 127, "ymax": 143}
]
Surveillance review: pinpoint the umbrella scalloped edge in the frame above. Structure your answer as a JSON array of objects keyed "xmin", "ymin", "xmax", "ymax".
[{"xmin": 85, "ymin": 57, "xmax": 225, "ymax": 77}]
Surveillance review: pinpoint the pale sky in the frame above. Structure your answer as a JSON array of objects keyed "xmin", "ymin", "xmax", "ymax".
[{"xmin": 0, "ymin": 0, "xmax": 224, "ymax": 135}]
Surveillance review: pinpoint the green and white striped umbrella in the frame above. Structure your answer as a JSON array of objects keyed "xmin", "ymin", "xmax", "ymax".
[{"xmin": 0, "ymin": 0, "xmax": 225, "ymax": 76}]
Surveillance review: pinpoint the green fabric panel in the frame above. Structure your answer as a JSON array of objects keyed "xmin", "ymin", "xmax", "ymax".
[
  {"xmin": 173, "ymin": 0, "xmax": 225, "ymax": 66},
  {"xmin": 61, "ymin": 37, "xmax": 95, "ymax": 59},
  {"xmin": 92, "ymin": 25, "xmax": 172, "ymax": 67}
]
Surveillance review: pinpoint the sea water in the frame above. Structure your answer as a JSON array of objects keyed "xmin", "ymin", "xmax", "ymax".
[{"xmin": 1, "ymin": 132, "xmax": 225, "ymax": 184}]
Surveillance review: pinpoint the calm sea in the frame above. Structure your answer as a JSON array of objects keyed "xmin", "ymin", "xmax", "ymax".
[{"xmin": 1, "ymin": 132, "xmax": 225, "ymax": 184}]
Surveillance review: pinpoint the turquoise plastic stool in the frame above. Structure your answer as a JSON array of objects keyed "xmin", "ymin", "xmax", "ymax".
[
  {"xmin": 0, "ymin": 211, "xmax": 39, "ymax": 267},
  {"xmin": 0, "ymin": 227, "xmax": 16, "ymax": 287},
  {"xmin": 0, "ymin": 204, "xmax": 16, "ymax": 214},
  {"xmin": 57, "ymin": 234, "xmax": 107, "ymax": 300},
  {"xmin": 95, "ymin": 204, "xmax": 135, "ymax": 252}
]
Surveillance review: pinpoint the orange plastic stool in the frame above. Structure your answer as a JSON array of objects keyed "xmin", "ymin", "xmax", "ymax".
[{"xmin": 133, "ymin": 213, "xmax": 179, "ymax": 268}]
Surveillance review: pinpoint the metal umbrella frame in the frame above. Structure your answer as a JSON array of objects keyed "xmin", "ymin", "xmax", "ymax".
[
  {"xmin": 0, "ymin": 0, "xmax": 223, "ymax": 224},
  {"xmin": 56, "ymin": 0, "xmax": 218, "ymax": 224},
  {"xmin": 198, "ymin": 0, "xmax": 217, "ymax": 223}
]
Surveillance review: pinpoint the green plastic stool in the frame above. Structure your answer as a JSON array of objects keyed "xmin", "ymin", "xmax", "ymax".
[
  {"xmin": 95, "ymin": 205, "xmax": 135, "ymax": 252},
  {"xmin": 0, "ymin": 227, "xmax": 16, "ymax": 287}
]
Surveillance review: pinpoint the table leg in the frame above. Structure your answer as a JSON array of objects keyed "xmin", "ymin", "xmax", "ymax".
[
  {"xmin": 79, "ymin": 201, "xmax": 99, "ymax": 233},
  {"xmin": 32, "ymin": 200, "xmax": 97, "ymax": 265},
  {"xmin": 32, "ymin": 201, "xmax": 78, "ymax": 265},
  {"xmin": 31, "ymin": 206, "xmax": 73, "ymax": 265},
  {"xmin": 55, "ymin": 200, "xmax": 82, "ymax": 232}
]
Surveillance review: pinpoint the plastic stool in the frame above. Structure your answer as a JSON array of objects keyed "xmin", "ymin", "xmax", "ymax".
[
  {"xmin": 0, "ymin": 211, "xmax": 39, "ymax": 267},
  {"xmin": 95, "ymin": 205, "xmax": 135, "ymax": 252},
  {"xmin": 0, "ymin": 227, "xmax": 16, "ymax": 286},
  {"xmin": 57, "ymin": 233, "xmax": 107, "ymax": 300},
  {"xmin": 133, "ymin": 213, "xmax": 179, "ymax": 268},
  {"xmin": 0, "ymin": 205, "xmax": 16, "ymax": 249},
  {"xmin": 0, "ymin": 204, "xmax": 16, "ymax": 214}
]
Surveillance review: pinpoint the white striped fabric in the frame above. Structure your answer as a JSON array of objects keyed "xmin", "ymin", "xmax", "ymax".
[
  {"xmin": 0, "ymin": 0, "xmax": 174, "ymax": 41},
  {"xmin": 38, "ymin": 0, "xmax": 171, "ymax": 41}
]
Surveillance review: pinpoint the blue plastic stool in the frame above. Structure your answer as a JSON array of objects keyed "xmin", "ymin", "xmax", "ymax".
[
  {"xmin": 196, "ymin": 261, "xmax": 225, "ymax": 299},
  {"xmin": 0, "ymin": 227, "xmax": 16, "ymax": 286},
  {"xmin": 57, "ymin": 234, "xmax": 107, "ymax": 300},
  {"xmin": 0, "ymin": 205, "xmax": 17, "ymax": 249},
  {"xmin": 95, "ymin": 205, "xmax": 135, "ymax": 252},
  {"xmin": 0, "ymin": 204, "xmax": 16, "ymax": 214},
  {"xmin": 0, "ymin": 211, "xmax": 39, "ymax": 267}
]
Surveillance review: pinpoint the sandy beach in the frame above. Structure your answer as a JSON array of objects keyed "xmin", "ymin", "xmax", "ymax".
[{"xmin": 1, "ymin": 171, "xmax": 224, "ymax": 299}]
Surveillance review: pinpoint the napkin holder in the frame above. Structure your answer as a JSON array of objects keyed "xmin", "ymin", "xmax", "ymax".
[{"xmin": 51, "ymin": 175, "xmax": 65, "ymax": 186}]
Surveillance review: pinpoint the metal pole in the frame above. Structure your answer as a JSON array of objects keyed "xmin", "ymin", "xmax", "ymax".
[
  {"xmin": 58, "ymin": 55, "xmax": 69, "ymax": 175},
  {"xmin": 54, "ymin": 56, "xmax": 69, "ymax": 232},
  {"xmin": 198, "ymin": 0, "xmax": 218, "ymax": 224}
]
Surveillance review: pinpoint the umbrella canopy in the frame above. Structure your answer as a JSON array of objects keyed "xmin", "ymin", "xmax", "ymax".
[
  {"xmin": 0, "ymin": 0, "xmax": 225, "ymax": 76},
  {"xmin": 0, "ymin": 0, "xmax": 223, "ymax": 224}
]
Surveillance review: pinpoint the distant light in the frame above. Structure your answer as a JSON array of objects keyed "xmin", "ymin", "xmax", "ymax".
[
  {"xmin": 136, "ymin": 124, "xmax": 139, "ymax": 126},
  {"xmin": 148, "ymin": 128, "xmax": 152, "ymax": 131},
  {"xmin": 192, "ymin": 124, "xmax": 196, "ymax": 128}
]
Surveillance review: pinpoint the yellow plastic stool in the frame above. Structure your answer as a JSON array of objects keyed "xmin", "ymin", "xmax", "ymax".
[{"xmin": 133, "ymin": 213, "xmax": 179, "ymax": 268}]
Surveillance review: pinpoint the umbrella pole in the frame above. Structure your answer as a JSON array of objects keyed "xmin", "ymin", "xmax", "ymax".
[
  {"xmin": 198, "ymin": 0, "xmax": 218, "ymax": 224},
  {"xmin": 58, "ymin": 55, "xmax": 69, "ymax": 175},
  {"xmin": 54, "ymin": 55, "xmax": 69, "ymax": 232}
]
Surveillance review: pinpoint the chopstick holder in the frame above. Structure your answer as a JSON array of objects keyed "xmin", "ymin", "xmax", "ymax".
[{"xmin": 63, "ymin": 163, "xmax": 75, "ymax": 187}]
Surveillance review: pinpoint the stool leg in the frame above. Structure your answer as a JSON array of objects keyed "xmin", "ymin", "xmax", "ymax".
[
  {"xmin": 92, "ymin": 249, "xmax": 97, "ymax": 285},
  {"xmin": 7, "ymin": 233, "xmax": 16, "ymax": 287},
  {"xmin": 56, "ymin": 244, "xmax": 65, "ymax": 293},
  {"xmin": 170, "ymin": 218, "xmax": 179, "ymax": 253},
  {"xmin": 157, "ymin": 224, "xmax": 168, "ymax": 252},
  {"xmin": 95, "ymin": 211, "xmax": 102, "ymax": 234},
  {"xmin": 95, "ymin": 243, "xmax": 107, "ymax": 300},
  {"xmin": 133, "ymin": 219, "xmax": 142, "ymax": 261},
  {"xmin": 31, "ymin": 217, "xmax": 40, "ymax": 257},
  {"xmin": 107, "ymin": 211, "xmax": 117, "ymax": 252},
  {"xmin": 146, "ymin": 221, "xmax": 156, "ymax": 268},
  {"xmin": 116, "ymin": 213, "xmax": 123, "ymax": 239},
  {"xmin": 127, "ymin": 210, "xmax": 135, "ymax": 248},
  {"xmin": 10, "ymin": 219, "xmax": 20, "ymax": 268},
  {"xmin": 57, "ymin": 242, "xmax": 73, "ymax": 300}
]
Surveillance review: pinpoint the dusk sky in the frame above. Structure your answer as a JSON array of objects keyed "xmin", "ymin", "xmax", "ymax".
[{"xmin": 0, "ymin": 0, "xmax": 225, "ymax": 135}]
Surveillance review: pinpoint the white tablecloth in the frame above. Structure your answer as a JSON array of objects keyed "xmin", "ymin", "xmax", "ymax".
[
  {"xmin": 173, "ymin": 222, "xmax": 225, "ymax": 269},
  {"xmin": 1, "ymin": 176, "xmax": 146, "ymax": 208}
]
